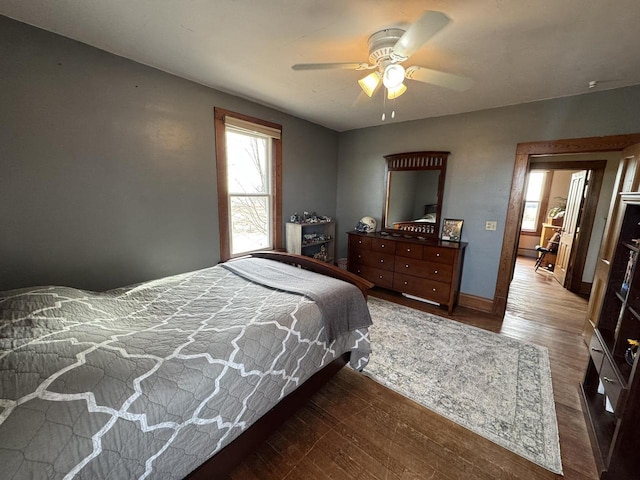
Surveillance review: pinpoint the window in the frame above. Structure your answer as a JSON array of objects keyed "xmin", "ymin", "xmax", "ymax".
[
  {"xmin": 214, "ymin": 108, "xmax": 282, "ymax": 260},
  {"xmin": 521, "ymin": 171, "xmax": 548, "ymax": 232}
]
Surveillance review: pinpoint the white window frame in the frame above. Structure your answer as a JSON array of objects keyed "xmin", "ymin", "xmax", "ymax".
[{"xmin": 521, "ymin": 170, "xmax": 549, "ymax": 233}]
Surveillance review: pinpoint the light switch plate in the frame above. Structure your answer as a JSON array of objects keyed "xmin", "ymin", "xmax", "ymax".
[{"xmin": 486, "ymin": 221, "xmax": 497, "ymax": 231}]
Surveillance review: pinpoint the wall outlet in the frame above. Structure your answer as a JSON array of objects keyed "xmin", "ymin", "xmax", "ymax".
[{"xmin": 486, "ymin": 221, "xmax": 498, "ymax": 231}]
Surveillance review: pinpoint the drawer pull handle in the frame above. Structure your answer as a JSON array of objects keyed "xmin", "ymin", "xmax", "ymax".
[
  {"xmin": 432, "ymin": 288, "xmax": 437, "ymax": 292},
  {"xmin": 404, "ymin": 281, "xmax": 408, "ymax": 285},
  {"xmin": 381, "ymin": 244, "xmax": 385, "ymax": 247},
  {"xmin": 379, "ymin": 275, "xmax": 383, "ymax": 279},
  {"xmin": 406, "ymin": 248, "xmax": 411, "ymax": 252},
  {"xmin": 591, "ymin": 347, "xmax": 603, "ymax": 353},
  {"xmin": 405, "ymin": 264, "xmax": 409, "ymax": 268},
  {"xmin": 603, "ymin": 376, "xmax": 615, "ymax": 384},
  {"xmin": 358, "ymin": 240, "xmax": 362, "ymax": 244},
  {"xmin": 436, "ymin": 253, "xmax": 440, "ymax": 257},
  {"xmin": 434, "ymin": 270, "xmax": 438, "ymax": 274}
]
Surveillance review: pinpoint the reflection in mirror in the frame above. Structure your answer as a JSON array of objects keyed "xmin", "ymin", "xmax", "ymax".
[
  {"xmin": 386, "ymin": 170, "xmax": 440, "ymax": 227},
  {"xmin": 382, "ymin": 151, "xmax": 448, "ymax": 238}
]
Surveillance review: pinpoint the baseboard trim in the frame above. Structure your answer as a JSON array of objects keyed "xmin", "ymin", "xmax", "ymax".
[{"xmin": 459, "ymin": 292, "xmax": 494, "ymax": 313}]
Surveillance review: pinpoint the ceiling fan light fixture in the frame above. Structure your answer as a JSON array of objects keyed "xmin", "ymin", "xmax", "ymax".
[
  {"xmin": 387, "ymin": 83, "xmax": 407, "ymax": 99},
  {"xmin": 382, "ymin": 64, "xmax": 406, "ymax": 89},
  {"xmin": 358, "ymin": 71, "xmax": 381, "ymax": 97}
]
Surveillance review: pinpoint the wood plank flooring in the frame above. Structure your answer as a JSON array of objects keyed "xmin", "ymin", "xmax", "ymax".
[{"xmin": 227, "ymin": 256, "xmax": 597, "ymax": 479}]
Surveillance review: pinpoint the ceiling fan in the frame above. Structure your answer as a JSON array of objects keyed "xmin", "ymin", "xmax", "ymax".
[{"xmin": 292, "ymin": 11, "xmax": 473, "ymax": 100}]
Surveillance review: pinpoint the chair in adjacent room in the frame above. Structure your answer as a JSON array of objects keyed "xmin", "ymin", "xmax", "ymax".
[{"xmin": 534, "ymin": 230, "xmax": 561, "ymax": 272}]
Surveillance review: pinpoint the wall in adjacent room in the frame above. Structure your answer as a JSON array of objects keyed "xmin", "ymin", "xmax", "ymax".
[
  {"xmin": 335, "ymin": 86, "xmax": 640, "ymax": 301},
  {"xmin": 0, "ymin": 16, "xmax": 339, "ymax": 291}
]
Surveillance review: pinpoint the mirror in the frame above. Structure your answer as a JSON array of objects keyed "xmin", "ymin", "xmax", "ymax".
[{"xmin": 382, "ymin": 151, "xmax": 448, "ymax": 238}]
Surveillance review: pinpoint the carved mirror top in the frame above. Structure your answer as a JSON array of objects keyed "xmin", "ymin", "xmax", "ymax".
[{"xmin": 382, "ymin": 151, "xmax": 448, "ymax": 238}]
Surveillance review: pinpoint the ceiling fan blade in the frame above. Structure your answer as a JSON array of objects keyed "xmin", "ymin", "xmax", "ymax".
[
  {"xmin": 405, "ymin": 66, "xmax": 473, "ymax": 91},
  {"xmin": 292, "ymin": 62, "xmax": 368, "ymax": 71},
  {"xmin": 392, "ymin": 11, "xmax": 450, "ymax": 59}
]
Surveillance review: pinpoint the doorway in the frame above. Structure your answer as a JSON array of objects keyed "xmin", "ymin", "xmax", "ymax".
[
  {"xmin": 518, "ymin": 158, "xmax": 606, "ymax": 294},
  {"xmin": 493, "ymin": 133, "xmax": 640, "ymax": 318}
]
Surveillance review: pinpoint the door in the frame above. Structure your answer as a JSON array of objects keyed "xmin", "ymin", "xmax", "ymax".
[{"xmin": 554, "ymin": 170, "xmax": 587, "ymax": 286}]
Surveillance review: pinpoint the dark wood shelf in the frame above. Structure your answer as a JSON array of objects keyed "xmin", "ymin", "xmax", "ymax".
[{"xmin": 580, "ymin": 383, "xmax": 615, "ymax": 471}]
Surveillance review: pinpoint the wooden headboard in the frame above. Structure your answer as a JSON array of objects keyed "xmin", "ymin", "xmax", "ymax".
[{"xmin": 246, "ymin": 251, "xmax": 374, "ymax": 298}]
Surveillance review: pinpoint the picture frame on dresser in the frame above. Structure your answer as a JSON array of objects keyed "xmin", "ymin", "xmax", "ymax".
[{"xmin": 441, "ymin": 219, "xmax": 463, "ymax": 242}]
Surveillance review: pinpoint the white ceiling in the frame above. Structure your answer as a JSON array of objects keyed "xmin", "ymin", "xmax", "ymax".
[{"xmin": 3, "ymin": 0, "xmax": 640, "ymax": 132}]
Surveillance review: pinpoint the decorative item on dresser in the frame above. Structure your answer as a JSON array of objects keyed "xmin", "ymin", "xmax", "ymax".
[
  {"xmin": 580, "ymin": 192, "xmax": 640, "ymax": 480},
  {"xmin": 286, "ymin": 219, "xmax": 335, "ymax": 263},
  {"xmin": 347, "ymin": 231, "xmax": 466, "ymax": 313}
]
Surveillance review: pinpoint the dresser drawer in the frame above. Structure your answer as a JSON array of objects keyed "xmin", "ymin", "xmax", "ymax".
[
  {"xmin": 393, "ymin": 273, "xmax": 451, "ymax": 304},
  {"xmin": 351, "ymin": 263, "xmax": 394, "ymax": 289},
  {"xmin": 349, "ymin": 235, "xmax": 372, "ymax": 251},
  {"xmin": 394, "ymin": 257, "xmax": 453, "ymax": 283},
  {"xmin": 423, "ymin": 247, "xmax": 456, "ymax": 265},
  {"xmin": 372, "ymin": 237, "xmax": 396, "ymax": 254},
  {"xmin": 396, "ymin": 241, "xmax": 423, "ymax": 259},
  {"xmin": 358, "ymin": 251, "xmax": 395, "ymax": 271}
]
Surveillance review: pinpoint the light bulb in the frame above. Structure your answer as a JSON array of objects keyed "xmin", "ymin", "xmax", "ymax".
[{"xmin": 382, "ymin": 64, "xmax": 406, "ymax": 89}]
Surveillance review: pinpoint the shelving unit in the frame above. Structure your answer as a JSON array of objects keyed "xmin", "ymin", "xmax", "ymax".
[
  {"xmin": 580, "ymin": 193, "xmax": 640, "ymax": 480},
  {"xmin": 285, "ymin": 221, "xmax": 335, "ymax": 263}
]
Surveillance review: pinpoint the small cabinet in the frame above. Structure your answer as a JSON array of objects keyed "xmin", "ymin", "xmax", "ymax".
[
  {"xmin": 286, "ymin": 221, "xmax": 335, "ymax": 263},
  {"xmin": 580, "ymin": 193, "xmax": 640, "ymax": 480}
]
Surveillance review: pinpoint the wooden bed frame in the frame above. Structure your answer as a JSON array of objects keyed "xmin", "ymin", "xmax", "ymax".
[{"xmin": 186, "ymin": 251, "xmax": 373, "ymax": 478}]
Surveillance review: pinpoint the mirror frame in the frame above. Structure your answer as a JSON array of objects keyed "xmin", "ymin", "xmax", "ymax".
[{"xmin": 381, "ymin": 151, "xmax": 449, "ymax": 238}]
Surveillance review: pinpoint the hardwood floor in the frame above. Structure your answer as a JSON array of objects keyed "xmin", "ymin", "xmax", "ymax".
[{"xmin": 226, "ymin": 256, "xmax": 597, "ymax": 479}]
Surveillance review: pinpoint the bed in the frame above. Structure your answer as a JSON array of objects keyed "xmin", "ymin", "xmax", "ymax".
[
  {"xmin": 0, "ymin": 252, "xmax": 373, "ymax": 479},
  {"xmin": 393, "ymin": 204, "xmax": 438, "ymax": 233}
]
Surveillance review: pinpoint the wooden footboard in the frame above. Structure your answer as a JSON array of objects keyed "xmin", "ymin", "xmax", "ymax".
[{"xmin": 247, "ymin": 250, "xmax": 374, "ymax": 298}]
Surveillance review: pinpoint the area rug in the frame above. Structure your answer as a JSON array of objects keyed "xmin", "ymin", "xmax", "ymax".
[{"xmin": 364, "ymin": 297, "xmax": 562, "ymax": 474}]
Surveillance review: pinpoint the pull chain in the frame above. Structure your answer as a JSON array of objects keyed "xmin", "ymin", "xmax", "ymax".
[{"xmin": 381, "ymin": 90, "xmax": 386, "ymax": 121}]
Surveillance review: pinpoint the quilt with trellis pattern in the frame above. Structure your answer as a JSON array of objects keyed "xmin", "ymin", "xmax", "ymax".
[{"xmin": 0, "ymin": 261, "xmax": 371, "ymax": 479}]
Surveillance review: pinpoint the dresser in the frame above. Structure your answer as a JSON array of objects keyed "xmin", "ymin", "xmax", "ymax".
[{"xmin": 347, "ymin": 231, "xmax": 466, "ymax": 313}]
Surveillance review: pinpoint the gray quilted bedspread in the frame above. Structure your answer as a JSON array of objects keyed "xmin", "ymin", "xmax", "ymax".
[{"xmin": 0, "ymin": 262, "xmax": 371, "ymax": 479}]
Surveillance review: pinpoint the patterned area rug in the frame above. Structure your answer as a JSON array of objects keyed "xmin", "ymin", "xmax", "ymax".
[{"xmin": 364, "ymin": 297, "xmax": 562, "ymax": 474}]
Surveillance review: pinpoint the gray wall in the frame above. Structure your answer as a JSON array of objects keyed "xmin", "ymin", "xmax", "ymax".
[
  {"xmin": 0, "ymin": 16, "xmax": 339, "ymax": 291},
  {"xmin": 4, "ymin": 14, "xmax": 640, "ymax": 303},
  {"xmin": 336, "ymin": 86, "xmax": 640, "ymax": 300}
]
